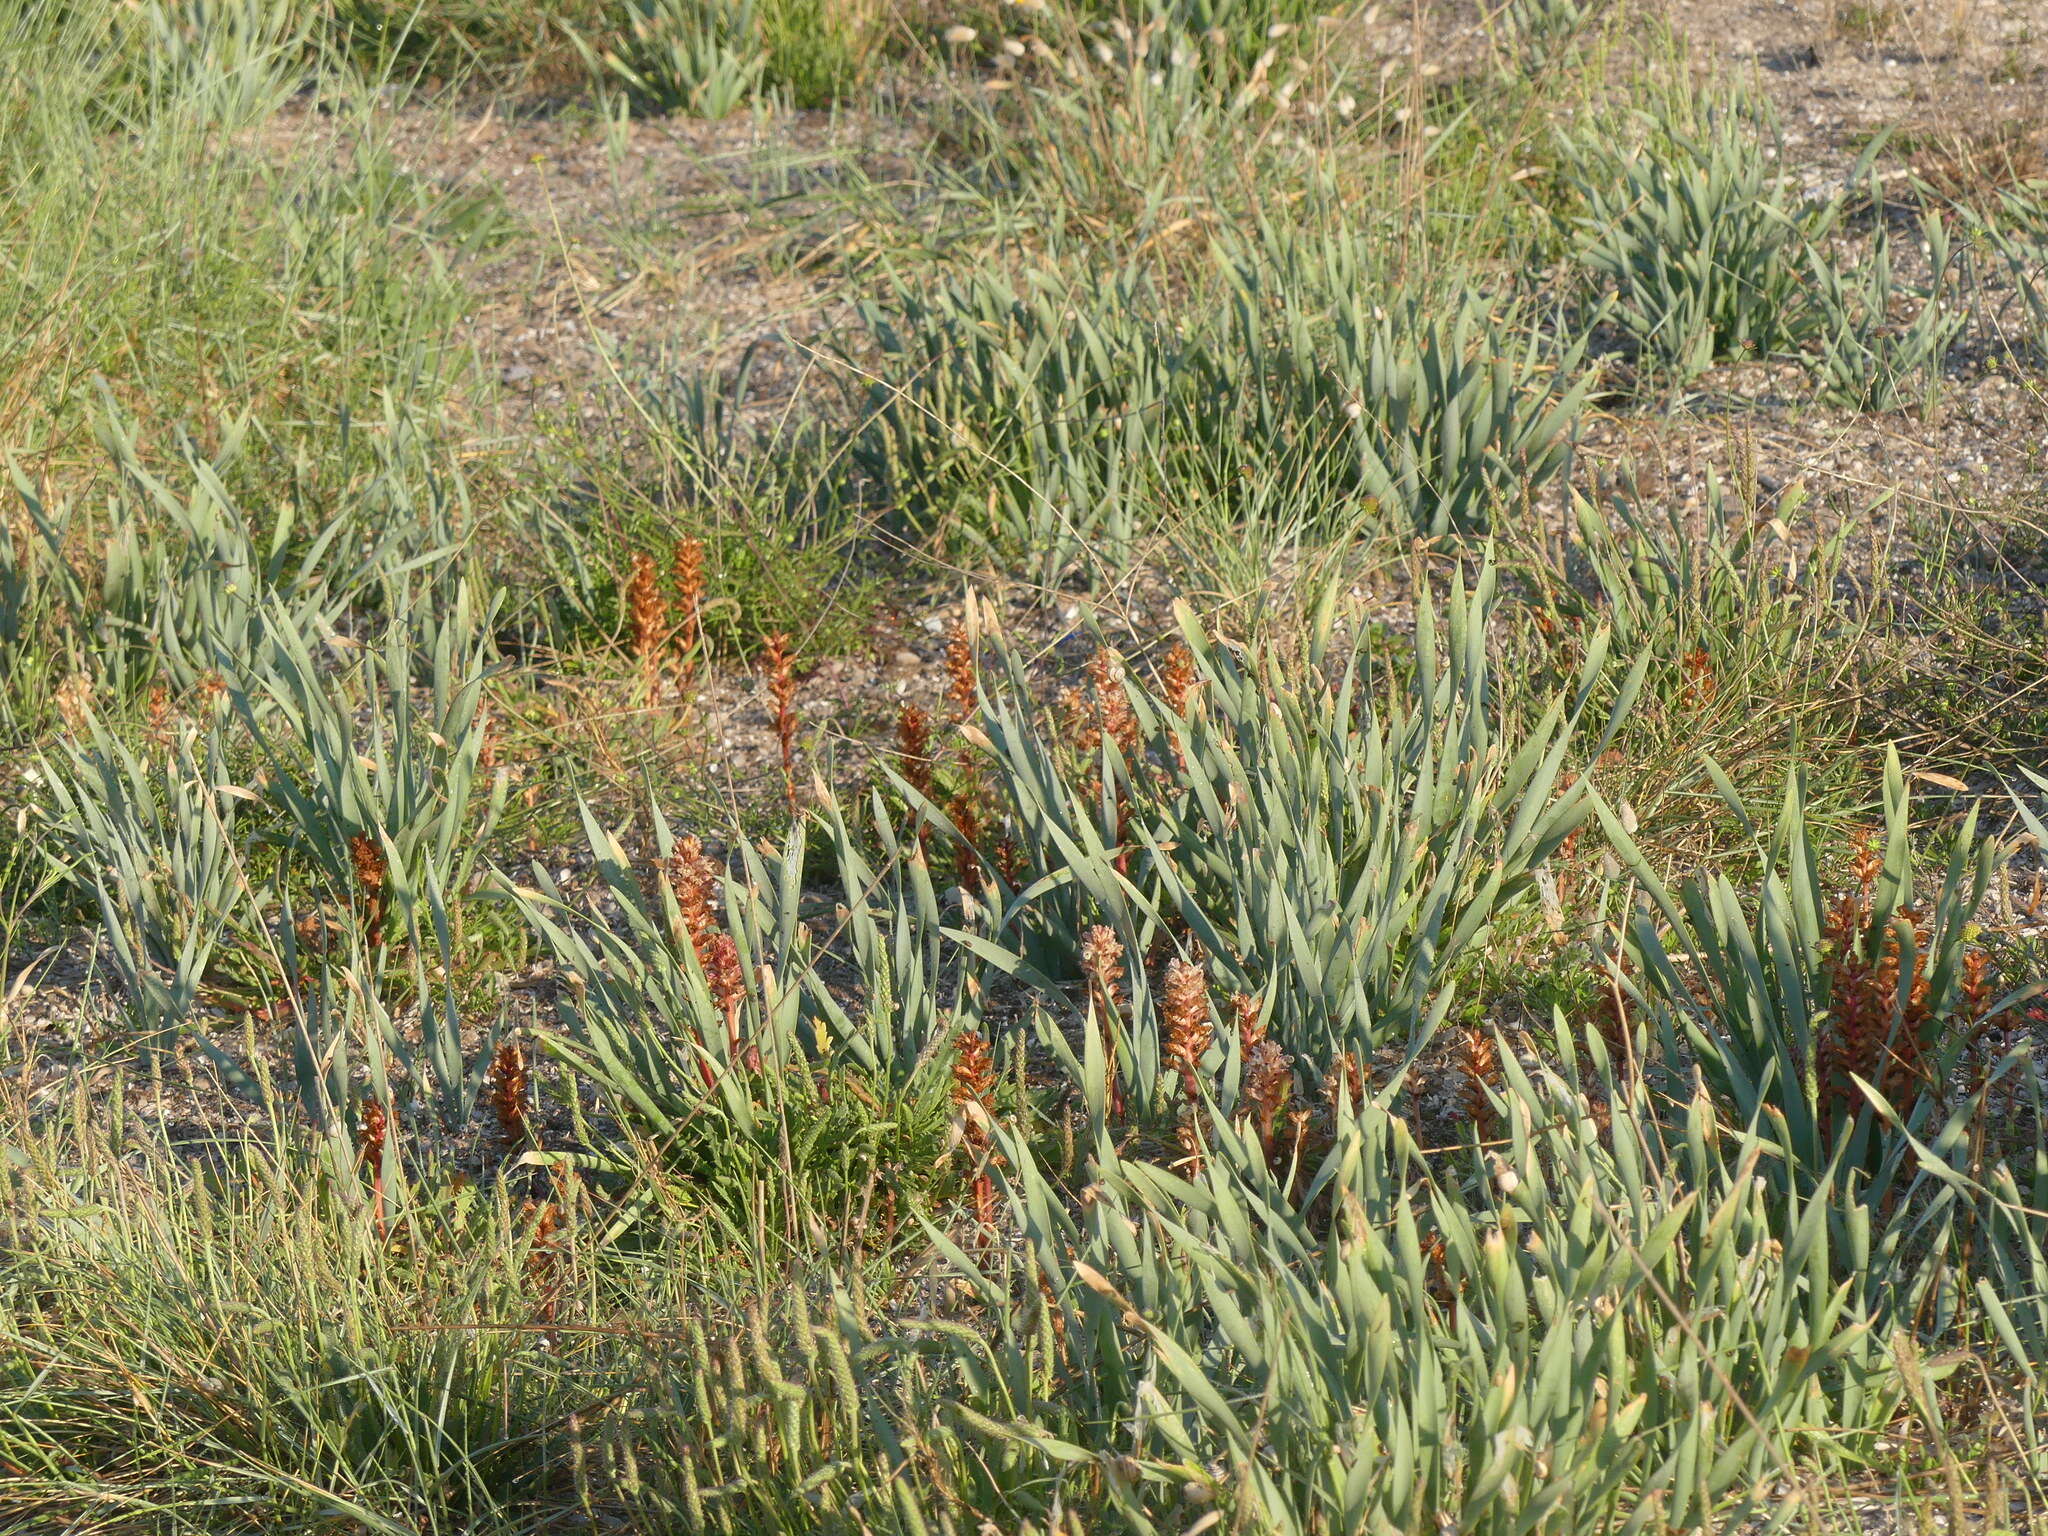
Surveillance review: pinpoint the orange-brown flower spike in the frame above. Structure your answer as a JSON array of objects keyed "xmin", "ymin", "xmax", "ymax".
[
  {"xmin": 1230, "ymin": 991, "xmax": 1265, "ymax": 1052},
  {"xmin": 948, "ymin": 791, "xmax": 984, "ymax": 892},
  {"xmin": 1088, "ymin": 647, "xmax": 1141, "ymax": 760},
  {"xmin": 665, "ymin": 835, "xmax": 722, "ymax": 960},
  {"xmin": 1161, "ymin": 642, "xmax": 1199, "ymax": 717},
  {"xmin": 1161, "ymin": 957, "xmax": 1213, "ymax": 1108},
  {"xmin": 1080, "ymin": 924, "xmax": 1127, "ymax": 1118},
  {"xmin": 672, "ymin": 536, "xmax": 706, "ymax": 685},
  {"xmin": 1961, "ymin": 948, "xmax": 1994, "ymax": 1023},
  {"xmin": 1242, "ymin": 1038, "xmax": 1293, "ymax": 1167},
  {"xmin": 897, "ymin": 703, "xmax": 935, "ymax": 805},
  {"xmin": 1457, "ymin": 1025, "xmax": 1499, "ymax": 1137},
  {"xmin": 1678, "ymin": 646, "xmax": 1716, "ymax": 710},
  {"xmin": 627, "ymin": 552, "xmax": 667, "ymax": 697},
  {"xmin": 944, "ymin": 623, "xmax": 977, "ymax": 724},
  {"xmin": 1160, "ymin": 641, "xmax": 1199, "ymax": 770},
  {"xmin": 357, "ymin": 1095, "xmax": 388, "ymax": 1171},
  {"xmin": 357, "ymin": 1095, "xmax": 390, "ymax": 1237},
  {"xmin": 762, "ymin": 633, "xmax": 799, "ymax": 815},
  {"xmin": 349, "ymin": 833, "xmax": 388, "ymax": 950},
  {"xmin": 705, "ymin": 932, "xmax": 747, "ymax": 1056},
  {"xmin": 487, "ymin": 1038, "xmax": 534, "ymax": 1144},
  {"xmin": 1850, "ymin": 836, "xmax": 1884, "ymax": 901},
  {"xmin": 951, "ymin": 1030, "xmax": 999, "ymax": 1242}
]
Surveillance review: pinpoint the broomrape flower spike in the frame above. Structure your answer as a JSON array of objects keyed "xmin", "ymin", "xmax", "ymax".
[
  {"xmin": 705, "ymin": 931, "xmax": 749, "ymax": 1069},
  {"xmin": 944, "ymin": 623, "xmax": 977, "ymax": 724},
  {"xmin": 487, "ymin": 1038, "xmax": 534, "ymax": 1145},
  {"xmin": 664, "ymin": 835, "xmax": 721, "ymax": 958},
  {"xmin": 1081, "ymin": 925, "xmax": 1126, "ymax": 1119},
  {"xmin": 1161, "ymin": 957, "xmax": 1212, "ymax": 1108},
  {"xmin": 1458, "ymin": 1024, "xmax": 1500, "ymax": 1137},
  {"xmin": 952, "ymin": 1030, "xmax": 998, "ymax": 1241},
  {"xmin": 762, "ymin": 633, "xmax": 799, "ymax": 817},
  {"xmin": 1242, "ymin": 1035, "xmax": 1293, "ymax": 1166},
  {"xmin": 627, "ymin": 551, "xmax": 667, "ymax": 700},
  {"xmin": 671, "ymin": 536, "xmax": 705, "ymax": 688},
  {"xmin": 356, "ymin": 1096, "xmax": 390, "ymax": 1237},
  {"xmin": 349, "ymin": 833, "xmax": 388, "ymax": 950},
  {"xmin": 897, "ymin": 703, "xmax": 935, "ymax": 810}
]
